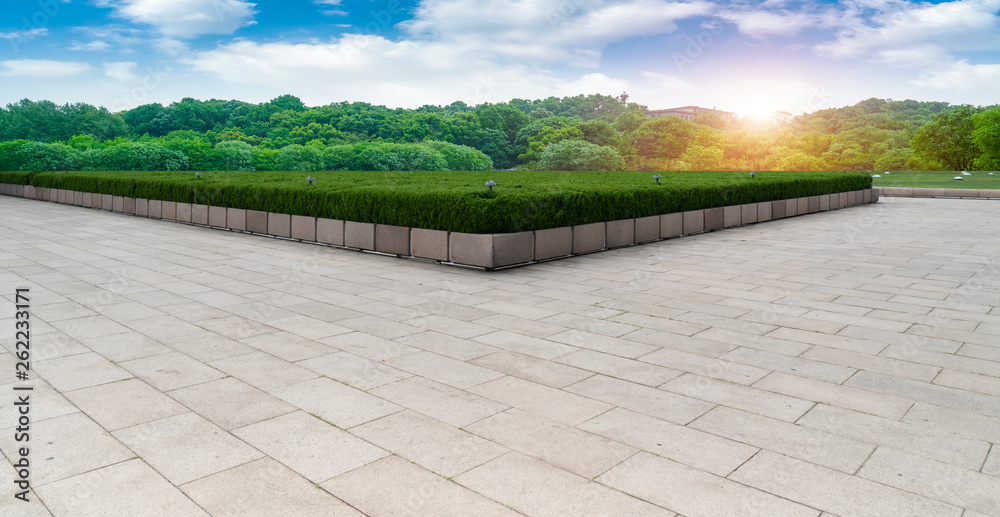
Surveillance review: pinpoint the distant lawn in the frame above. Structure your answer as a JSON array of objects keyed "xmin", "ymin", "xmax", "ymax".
[{"xmin": 871, "ymin": 170, "xmax": 1000, "ymax": 189}]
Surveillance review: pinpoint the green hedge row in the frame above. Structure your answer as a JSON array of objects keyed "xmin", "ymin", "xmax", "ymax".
[{"xmin": 18, "ymin": 170, "xmax": 871, "ymax": 233}]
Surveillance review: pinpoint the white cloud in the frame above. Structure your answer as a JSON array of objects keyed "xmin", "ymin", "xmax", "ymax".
[
  {"xmin": 402, "ymin": 0, "xmax": 713, "ymax": 66},
  {"xmin": 322, "ymin": 9, "xmax": 349, "ymax": 16},
  {"xmin": 103, "ymin": 61, "xmax": 139, "ymax": 82},
  {"xmin": 69, "ymin": 40, "xmax": 111, "ymax": 51},
  {"xmin": 815, "ymin": 0, "xmax": 1000, "ymax": 60},
  {"xmin": 101, "ymin": 0, "xmax": 258, "ymax": 38},
  {"xmin": 0, "ymin": 60, "xmax": 90, "ymax": 77},
  {"xmin": 717, "ymin": 10, "xmax": 819, "ymax": 39},
  {"xmin": 912, "ymin": 60, "xmax": 1000, "ymax": 91},
  {"xmin": 0, "ymin": 28, "xmax": 48, "ymax": 40}
]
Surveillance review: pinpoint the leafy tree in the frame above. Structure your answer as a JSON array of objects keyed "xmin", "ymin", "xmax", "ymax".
[
  {"xmin": 910, "ymin": 105, "xmax": 982, "ymax": 170},
  {"xmin": 537, "ymin": 140, "xmax": 625, "ymax": 171},
  {"xmin": 421, "ymin": 141, "xmax": 493, "ymax": 171},
  {"xmin": 680, "ymin": 145, "xmax": 724, "ymax": 170},
  {"xmin": 394, "ymin": 145, "xmax": 449, "ymax": 171},
  {"xmin": 478, "ymin": 129, "xmax": 515, "ymax": 169},
  {"xmin": 349, "ymin": 143, "xmax": 405, "ymax": 171},
  {"xmin": 276, "ymin": 144, "xmax": 323, "ymax": 171},
  {"xmin": 0, "ymin": 140, "xmax": 29, "ymax": 171},
  {"xmin": 972, "ymin": 106, "xmax": 1000, "ymax": 170},
  {"xmin": 84, "ymin": 142, "xmax": 188, "ymax": 171},
  {"xmin": 613, "ymin": 110, "xmax": 647, "ymax": 134},
  {"xmin": 764, "ymin": 146, "xmax": 826, "ymax": 171},
  {"xmin": 631, "ymin": 116, "xmax": 697, "ymax": 161},
  {"xmin": 476, "ymin": 103, "xmax": 529, "ymax": 143},
  {"xmin": 873, "ymin": 148, "xmax": 913, "ymax": 171},
  {"xmin": 160, "ymin": 130, "xmax": 215, "ymax": 170},
  {"xmin": 518, "ymin": 125, "xmax": 585, "ymax": 165},
  {"xmin": 214, "ymin": 141, "xmax": 256, "ymax": 171},
  {"xmin": 15, "ymin": 142, "xmax": 82, "ymax": 171}
]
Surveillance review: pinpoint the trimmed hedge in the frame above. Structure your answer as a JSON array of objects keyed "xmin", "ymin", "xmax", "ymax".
[
  {"xmin": 0, "ymin": 171, "xmax": 33, "ymax": 185},
  {"xmin": 22, "ymin": 170, "xmax": 870, "ymax": 233}
]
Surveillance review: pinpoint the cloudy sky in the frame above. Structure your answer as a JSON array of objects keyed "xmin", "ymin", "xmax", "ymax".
[{"xmin": 1, "ymin": 0, "xmax": 998, "ymax": 117}]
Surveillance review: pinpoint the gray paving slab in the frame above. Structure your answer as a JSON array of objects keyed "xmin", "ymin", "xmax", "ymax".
[{"xmin": 2, "ymin": 195, "xmax": 999, "ymax": 515}]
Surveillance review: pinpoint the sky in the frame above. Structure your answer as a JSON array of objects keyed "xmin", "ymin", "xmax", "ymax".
[{"xmin": 0, "ymin": 0, "xmax": 998, "ymax": 117}]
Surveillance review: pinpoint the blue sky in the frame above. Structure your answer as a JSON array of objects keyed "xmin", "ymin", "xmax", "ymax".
[{"xmin": 1, "ymin": 0, "xmax": 998, "ymax": 117}]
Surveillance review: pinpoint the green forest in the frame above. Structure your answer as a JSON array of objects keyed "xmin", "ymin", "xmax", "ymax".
[{"xmin": 1, "ymin": 94, "xmax": 998, "ymax": 172}]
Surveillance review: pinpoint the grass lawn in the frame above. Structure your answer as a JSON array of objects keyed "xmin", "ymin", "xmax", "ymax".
[{"xmin": 871, "ymin": 170, "xmax": 1000, "ymax": 189}]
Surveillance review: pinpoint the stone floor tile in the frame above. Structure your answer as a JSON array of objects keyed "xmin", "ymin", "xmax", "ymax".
[
  {"xmin": 322, "ymin": 456, "xmax": 520, "ymax": 516},
  {"xmin": 113, "ymin": 412, "xmax": 263, "ymax": 485},
  {"xmin": 566, "ymin": 374, "xmax": 715, "ymax": 425},
  {"xmin": 161, "ymin": 331, "xmax": 255, "ymax": 362},
  {"xmin": 471, "ymin": 313, "xmax": 567, "ymax": 338},
  {"xmin": 401, "ymin": 314, "xmax": 495, "ymax": 339},
  {"xmin": 320, "ymin": 331, "xmax": 419, "ymax": 361},
  {"xmin": 857, "ymin": 447, "xmax": 1000, "ymax": 515},
  {"xmin": 233, "ymin": 411, "xmax": 388, "ymax": 483},
  {"xmin": 125, "ymin": 315, "xmax": 206, "ymax": 341},
  {"xmin": 273, "ymin": 377, "xmax": 401, "ymax": 429},
  {"xmin": 239, "ymin": 331, "xmax": 336, "ymax": 362},
  {"xmin": 752, "ymin": 371, "xmax": 914, "ymax": 420},
  {"xmin": 369, "ymin": 377, "xmax": 508, "ymax": 427},
  {"xmin": 797, "ymin": 404, "xmax": 990, "ymax": 470},
  {"xmin": 983, "ymin": 445, "xmax": 1000, "ymax": 476},
  {"xmin": 545, "ymin": 329, "xmax": 658, "ymax": 359},
  {"xmin": 800, "ymin": 345, "xmax": 940, "ymax": 382},
  {"xmin": 623, "ymin": 328, "xmax": 736, "ymax": 357},
  {"xmin": 469, "ymin": 376, "xmax": 614, "ymax": 426},
  {"xmin": 385, "ymin": 351, "xmax": 502, "ymax": 389},
  {"xmin": 0, "ymin": 412, "xmax": 132, "ymax": 486},
  {"xmin": 690, "ymin": 405, "xmax": 875, "ymax": 473},
  {"xmin": 554, "ymin": 349, "xmax": 681, "ymax": 386},
  {"xmin": 47, "ymin": 315, "xmax": 132, "ymax": 341},
  {"xmin": 455, "ymin": 452, "xmax": 674, "ymax": 516},
  {"xmin": 694, "ymin": 327, "xmax": 813, "ymax": 356},
  {"xmin": 181, "ymin": 458, "xmax": 364, "ymax": 517},
  {"xmin": 933, "ymin": 369, "xmax": 1000, "ymax": 398},
  {"xmin": 36, "ymin": 459, "xmax": 208, "ymax": 517},
  {"xmin": 471, "ymin": 330, "xmax": 578, "ymax": 359},
  {"xmin": 720, "ymin": 347, "xmax": 856, "ymax": 383},
  {"xmin": 33, "ymin": 352, "xmax": 132, "ymax": 392},
  {"xmin": 0, "ymin": 461, "xmax": 52, "ymax": 516},
  {"xmin": 169, "ymin": 377, "xmax": 296, "ymax": 430},
  {"xmin": 845, "ymin": 370, "xmax": 1000, "ymax": 418},
  {"xmin": 264, "ymin": 314, "xmax": 352, "ymax": 341},
  {"xmin": 474, "ymin": 300, "xmax": 561, "ymax": 320},
  {"xmin": 0, "ymin": 376, "xmax": 79, "ymax": 423},
  {"xmin": 394, "ymin": 331, "xmax": 498, "ymax": 361},
  {"xmin": 296, "ymin": 351, "xmax": 412, "ymax": 390},
  {"xmin": 209, "ymin": 351, "xmax": 320, "ymax": 391},
  {"xmin": 539, "ymin": 312, "xmax": 640, "ymax": 337},
  {"xmin": 662, "ymin": 373, "xmax": 815, "ymax": 422},
  {"xmin": 729, "ymin": 450, "xmax": 962, "ymax": 517},
  {"xmin": 65, "ymin": 378, "xmax": 188, "ymax": 431},
  {"xmin": 78, "ymin": 331, "xmax": 172, "ymax": 362},
  {"xmin": 196, "ymin": 315, "xmax": 277, "ymax": 340},
  {"xmin": 598, "ymin": 452, "xmax": 820, "ymax": 517},
  {"xmin": 120, "ymin": 351, "xmax": 225, "ymax": 391},
  {"xmin": 335, "ymin": 315, "xmax": 422, "ymax": 340},
  {"xmin": 900, "ymin": 402, "xmax": 1000, "ymax": 444},
  {"xmin": 464, "ymin": 408, "xmax": 637, "ymax": 478},
  {"xmin": 638, "ymin": 347, "xmax": 769, "ymax": 385},
  {"xmin": 351, "ymin": 410, "xmax": 507, "ymax": 478},
  {"xmin": 469, "ymin": 350, "xmax": 594, "ymax": 388},
  {"xmin": 579, "ymin": 407, "xmax": 757, "ymax": 477}
]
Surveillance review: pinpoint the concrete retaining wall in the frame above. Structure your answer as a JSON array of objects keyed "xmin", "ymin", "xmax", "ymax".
[
  {"xmin": 878, "ymin": 187, "xmax": 1000, "ymax": 199},
  {"xmin": 1, "ymin": 183, "xmax": 879, "ymax": 271}
]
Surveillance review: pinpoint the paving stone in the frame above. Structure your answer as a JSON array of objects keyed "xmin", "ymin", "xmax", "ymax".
[
  {"xmin": 857, "ymin": 447, "xmax": 999, "ymax": 515},
  {"xmin": 566, "ymin": 375, "xmax": 715, "ymax": 425},
  {"xmin": 720, "ymin": 346, "xmax": 856, "ymax": 383},
  {"xmin": 296, "ymin": 351, "xmax": 412, "ymax": 390},
  {"xmin": 352, "ymin": 410, "xmax": 507, "ymax": 478},
  {"xmin": 209, "ymin": 351, "xmax": 321, "ymax": 391},
  {"xmin": 900, "ymin": 402, "xmax": 1000, "ymax": 444},
  {"xmin": 845, "ymin": 370, "xmax": 1000, "ymax": 418},
  {"xmin": 579, "ymin": 407, "xmax": 757, "ymax": 476},
  {"xmin": 113, "ymin": 411, "xmax": 262, "ymax": 485},
  {"xmin": 469, "ymin": 350, "xmax": 594, "ymax": 388},
  {"xmin": 469, "ymin": 376, "xmax": 613, "ymax": 425},
  {"xmin": 233, "ymin": 411, "xmax": 389, "ymax": 483},
  {"xmin": 320, "ymin": 331, "xmax": 419, "ymax": 361},
  {"xmin": 37, "ymin": 459, "xmax": 208, "ymax": 517},
  {"xmin": 465, "ymin": 408, "xmax": 637, "ymax": 478},
  {"xmin": 639, "ymin": 347, "xmax": 770, "ymax": 385},
  {"xmin": 182, "ymin": 458, "xmax": 364, "ymax": 517},
  {"xmin": 274, "ymin": 377, "xmax": 401, "ymax": 429},
  {"xmin": 471, "ymin": 330, "xmax": 578, "ymax": 359},
  {"xmin": 33, "ymin": 352, "xmax": 132, "ymax": 392},
  {"xmin": 690, "ymin": 405, "xmax": 875, "ymax": 473},
  {"xmin": 322, "ymin": 456, "xmax": 520, "ymax": 517},
  {"xmin": 0, "ymin": 412, "xmax": 133, "ymax": 486},
  {"xmin": 386, "ymin": 350, "xmax": 503, "ymax": 389},
  {"xmin": 120, "ymin": 351, "xmax": 225, "ymax": 391},
  {"xmin": 797, "ymin": 404, "xmax": 991, "ymax": 470},
  {"xmin": 455, "ymin": 452, "xmax": 674, "ymax": 517},
  {"xmin": 598, "ymin": 452, "xmax": 819, "ymax": 517},
  {"xmin": 729, "ymin": 450, "xmax": 962, "ymax": 517},
  {"xmin": 555, "ymin": 349, "xmax": 681, "ymax": 386},
  {"xmin": 369, "ymin": 377, "xmax": 508, "ymax": 428},
  {"xmin": 169, "ymin": 377, "xmax": 296, "ymax": 430},
  {"xmin": 661, "ymin": 373, "xmax": 815, "ymax": 422},
  {"xmin": 65, "ymin": 378, "xmax": 188, "ymax": 431},
  {"xmin": 752, "ymin": 372, "xmax": 913, "ymax": 420}
]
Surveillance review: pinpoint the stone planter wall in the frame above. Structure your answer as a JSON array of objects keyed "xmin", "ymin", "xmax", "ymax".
[
  {"xmin": 1, "ymin": 184, "xmax": 879, "ymax": 271},
  {"xmin": 878, "ymin": 187, "xmax": 1000, "ymax": 199}
]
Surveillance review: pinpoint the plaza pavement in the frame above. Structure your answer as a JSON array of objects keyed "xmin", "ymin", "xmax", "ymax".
[{"xmin": 1, "ymin": 194, "xmax": 999, "ymax": 517}]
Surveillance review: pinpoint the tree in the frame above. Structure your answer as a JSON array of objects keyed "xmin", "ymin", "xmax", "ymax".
[
  {"xmin": 873, "ymin": 148, "xmax": 913, "ymax": 171},
  {"xmin": 15, "ymin": 142, "xmax": 82, "ymax": 171},
  {"xmin": 518, "ymin": 125, "xmax": 585, "ymax": 165},
  {"xmin": 911, "ymin": 105, "xmax": 982, "ymax": 170},
  {"xmin": 972, "ymin": 106, "xmax": 1000, "ymax": 170},
  {"xmin": 84, "ymin": 142, "xmax": 188, "ymax": 171},
  {"xmin": 680, "ymin": 145, "xmax": 724, "ymax": 170},
  {"xmin": 421, "ymin": 141, "xmax": 493, "ymax": 171},
  {"xmin": 631, "ymin": 116, "xmax": 697, "ymax": 160},
  {"xmin": 276, "ymin": 144, "xmax": 323, "ymax": 171},
  {"xmin": 537, "ymin": 140, "xmax": 625, "ymax": 171},
  {"xmin": 214, "ymin": 141, "xmax": 256, "ymax": 171},
  {"xmin": 479, "ymin": 129, "xmax": 515, "ymax": 169}
]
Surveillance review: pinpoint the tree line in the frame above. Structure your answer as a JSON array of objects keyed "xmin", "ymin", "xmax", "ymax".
[{"xmin": 0, "ymin": 93, "xmax": 997, "ymax": 172}]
